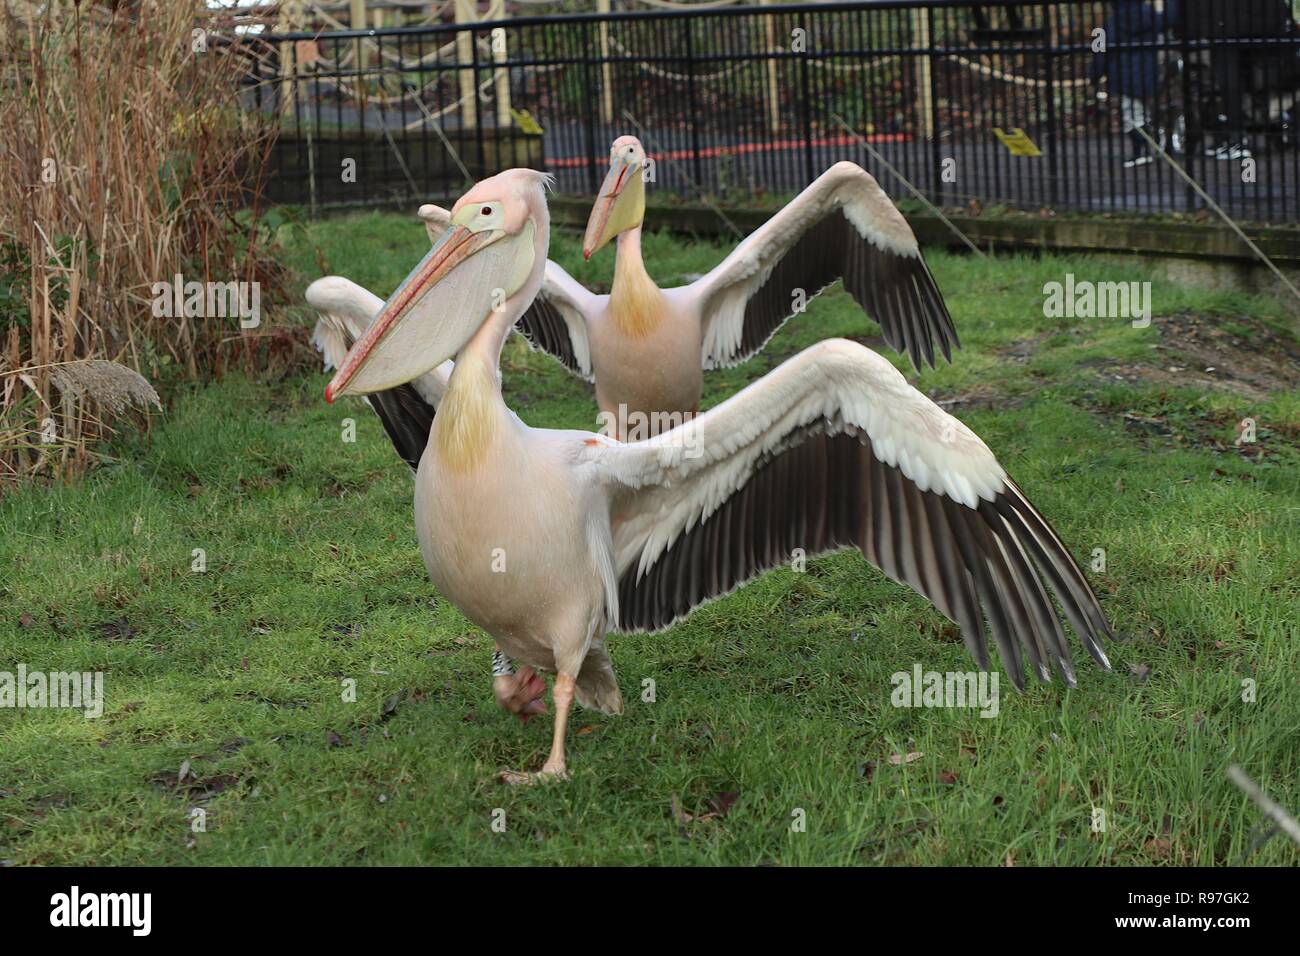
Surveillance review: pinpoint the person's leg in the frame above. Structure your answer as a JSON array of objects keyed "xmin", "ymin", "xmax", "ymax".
[{"xmin": 1121, "ymin": 96, "xmax": 1153, "ymax": 166}]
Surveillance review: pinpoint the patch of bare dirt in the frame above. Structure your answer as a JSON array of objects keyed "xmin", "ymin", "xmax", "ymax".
[
  {"xmin": 1090, "ymin": 313, "xmax": 1300, "ymax": 400},
  {"xmin": 1001, "ymin": 331, "xmax": 1057, "ymax": 364},
  {"xmin": 927, "ymin": 382, "xmax": 1023, "ymax": 412}
]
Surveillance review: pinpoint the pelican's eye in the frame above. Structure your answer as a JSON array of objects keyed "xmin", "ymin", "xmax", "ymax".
[{"xmin": 469, "ymin": 201, "xmax": 503, "ymax": 231}]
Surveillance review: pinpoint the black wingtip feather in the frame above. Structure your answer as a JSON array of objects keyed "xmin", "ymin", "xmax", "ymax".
[
  {"xmin": 365, "ymin": 383, "xmax": 436, "ymax": 472},
  {"xmin": 616, "ymin": 428, "xmax": 1113, "ymax": 695}
]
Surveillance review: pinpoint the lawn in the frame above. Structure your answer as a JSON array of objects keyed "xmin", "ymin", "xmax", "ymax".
[{"xmin": 1, "ymin": 209, "xmax": 1297, "ymax": 865}]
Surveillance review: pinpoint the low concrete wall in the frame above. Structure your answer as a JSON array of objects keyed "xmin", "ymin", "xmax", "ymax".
[
  {"xmin": 547, "ymin": 197, "xmax": 1300, "ymax": 299},
  {"xmin": 266, "ymin": 130, "xmax": 544, "ymax": 208}
]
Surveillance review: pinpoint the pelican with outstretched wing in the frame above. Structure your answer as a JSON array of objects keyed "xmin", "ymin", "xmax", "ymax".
[
  {"xmin": 415, "ymin": 136, "xmax": 958, "ymax": 439},
  {"xmin": 316, "ymin": 168, "xmax": 1110, "ymax": 784}
]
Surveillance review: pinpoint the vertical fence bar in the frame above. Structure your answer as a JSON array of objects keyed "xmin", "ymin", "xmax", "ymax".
[
  {"xmin": 1178, "ymin": 0, "xmax": 1195, "ymax": 215},
  {"xmin": 1045, "ymin": 3, "xmax": 1059, "ymax": 208},
  {"xmin": 684, "ymin": 18, "xmax": 705, "ymax": 189},
  {"xmin": 469, "ymin": 21, "xmax": 485, "ymax": 182},
  {"xmin": 582, "ymin": 19, "xmax": 601, "ymax": 194},
  {"xmin": 927, "ymin": 5, "xmax": 941, "ymax": 204},
  {"xmin": 795, "ymin": 21, "xmax": 806, "ymax": 185}
]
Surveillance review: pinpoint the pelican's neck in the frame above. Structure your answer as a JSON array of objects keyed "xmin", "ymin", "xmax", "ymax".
[
  {"xmin": 433, "ymin": 296, "xmax": 518, "ymax": 472},
  {"xmin": 609, "ymin": 226, "xmax": 663, "ymax": 338}
]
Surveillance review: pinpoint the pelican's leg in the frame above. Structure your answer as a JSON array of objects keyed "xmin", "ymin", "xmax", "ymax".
[
  {"xmin": 491, "ymin": 650, "xmax": 547, "ymax": 724},
  {"xmin": 540, "ymin": 673, "xmax": 576, "ymax": 776},
  {"xmin": 499, "ymin": 672, "xmax": 576, "ymax": 785}
]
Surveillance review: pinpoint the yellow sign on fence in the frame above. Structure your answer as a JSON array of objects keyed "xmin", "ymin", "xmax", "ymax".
[
  {"xmin": 511, "ymin": 108, "xmax": 544, "ymax": 135},
  {"xmin": 993, "ymin": 127, "xmax": 1042, "ymax": 157}
]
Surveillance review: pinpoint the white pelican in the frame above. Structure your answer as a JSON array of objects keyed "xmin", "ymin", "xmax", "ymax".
[
  {"xmin": 317, "ymin": 169, "xmax": 1111, "ymax": 784},
  {"xmin": 415, "ymin": 136, "xmax": 959, "ymax": 438}
]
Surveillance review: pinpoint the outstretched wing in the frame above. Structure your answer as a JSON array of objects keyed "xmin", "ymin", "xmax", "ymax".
[
  {"xmin": 307, "ymin": 275, "xmax": 447, "ymax": 470},
  {"xmin": 419, "ymin": 203, "xmax": 598, "ymax": 382},
  {"xmin": 691, "ymin": 162, "xmax": 959, "ymax": 374},
  {"xmin": 416, "ymin": 202, "xmax": 454, "ymax": 242},
  {"xmin": 585, "ymin": 339, "xmax": 1110, "ymax": 689}
]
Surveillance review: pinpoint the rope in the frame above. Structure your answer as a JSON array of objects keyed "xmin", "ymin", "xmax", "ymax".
[
  {"xmin": 945, "ymin": 53, "xmax": 1091, "ymax": 88},
  {"xmin": 606, "ymin": 33, "xmax": 745, "ymax": 81},
  {"xmin": 303, "ymin": 0, "xmax": 460, "ymax": 67},
  {"xmin": 600, "ymin": 36, "xmax": 1088, "ymax": 87},
  {"xmin": 627, "ymin": 0, "xmax": 743, "ymax": 9},
  {"xmin": 401, "ymin": 71, "xmax": 503, "ymax": 127},
  {"xmin": 310, "ymin": 71, "xmax": 450, "ymax": 105},
  {"xmin": 802, "ymin": 53, "xmax": 900, "ymax": 74}
]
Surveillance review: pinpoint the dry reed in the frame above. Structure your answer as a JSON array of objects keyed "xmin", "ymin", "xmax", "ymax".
[{"xmin": 0, "ymin": 0, "xmax": 292, "ymax": 488}]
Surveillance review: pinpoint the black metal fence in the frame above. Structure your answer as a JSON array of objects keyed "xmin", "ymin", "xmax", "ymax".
[{"xmin": 248, "ymin": 0, "xmax": 1300, "ymax": 223}]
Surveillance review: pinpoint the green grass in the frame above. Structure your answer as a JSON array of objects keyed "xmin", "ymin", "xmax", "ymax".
[{"xmin": 2, "ymin": 211, "xmax": 1298, "ymax": 866}]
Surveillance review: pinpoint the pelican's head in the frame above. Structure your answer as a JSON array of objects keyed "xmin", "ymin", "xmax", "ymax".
[
  {"xmin": 325, "ymin": 169, "xmax": 551, "ymax": 401},
  {"xmin": 583, "ymin": 135, "xmax": 647, "ymax": 259}
]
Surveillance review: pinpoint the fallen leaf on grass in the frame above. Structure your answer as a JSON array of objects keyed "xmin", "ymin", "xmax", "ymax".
[
  {"xmin": 707, "ymin": 791, "xmax": 740, "ymax": 817},
  {"xmin": 860, "ymin": 752, "xmax": 924, "ymax": 778},
  {"xmin": 381, "ymin": 691, "xmax": 405, "ymax": 719},
  {"xmin": 889, "ymin": 751, "xmax": 924, "ymax": 765},
  {"xmin": 18, "ymin": 613, "xmax": 33, "ymax": 629},
  {"xmin": 96, "ymin": 617, "xmax": 134, "ymax": 641},
  {"xmin": 326, "ymin": 730, "xmax": 345, "ymax": 748},
  {"xmin": 1145, "ymin": 837, "xmax": 1172, "ymax": 860},
  {"xmin": 670, "ymin": 790, "xmax": 741, "ymax": 825},
  {"xmin": 1129, "ymin": 663, "xmax": 1152, "ymax": 682},
  {"xmin": 150, "ymin": 765, "xmax": 244, "ymax": 803}
]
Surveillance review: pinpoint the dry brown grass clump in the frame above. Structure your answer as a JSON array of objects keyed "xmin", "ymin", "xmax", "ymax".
[{"xmin": 0, "ymin": 1, "xmax": 293, "ymax": 488}]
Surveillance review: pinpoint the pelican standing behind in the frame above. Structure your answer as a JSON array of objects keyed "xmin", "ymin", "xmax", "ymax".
[
  {"xmin": 320, "ymin": 169, "xmax": 1112, "ymax": 784},
  {"xmin": 417, "ymin": 136, "xmax": 960, "ymax": 439}
]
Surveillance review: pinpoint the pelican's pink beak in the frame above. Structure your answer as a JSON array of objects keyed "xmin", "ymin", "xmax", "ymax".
[
  {"xmin": 583, "ymin": 153, "xmax": 640, "ymax": 260},
  {"xmin": 325, "ymin": 224, "xmax": 495, "ymax": 402}
]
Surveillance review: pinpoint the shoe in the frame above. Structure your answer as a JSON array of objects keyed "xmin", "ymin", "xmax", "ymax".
[{"xmin": 1206, "ymin": 142, "xmax": 1252, "ymax": 160}]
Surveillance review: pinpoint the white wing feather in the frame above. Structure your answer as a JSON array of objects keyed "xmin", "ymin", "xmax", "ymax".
[
  {"xmin": 689, "ymin": 162, "xmax": 930, "ymax": 369},
  {"xmin": 586, "ymin": 337, "xmax": 1003, "ymax": 579}
]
